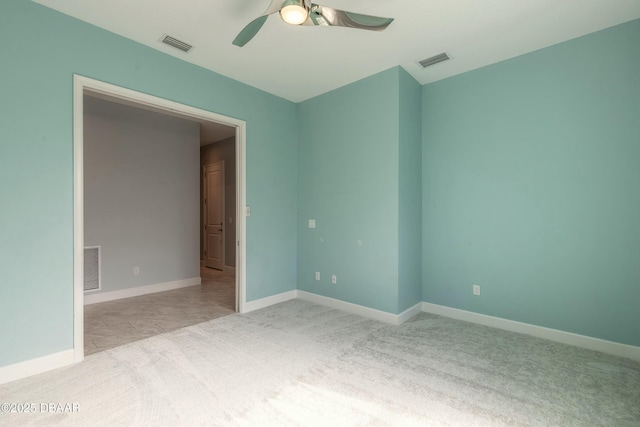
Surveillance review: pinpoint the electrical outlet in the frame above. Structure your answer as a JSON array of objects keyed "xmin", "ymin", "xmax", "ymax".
[
  {"xmin": 315, "ymin": 271, "xmax": 320, "ymax": 281},
  {"xmin": 473, "ymin": 284, "xmax": 480, "ymax": 296},
  {"xmin": 331, "ymin": 274, "xmax": 337, "ymax": 284},
  {"xmin": 133, "ymin": 266, "xmax": 140, "ymax": 276}
]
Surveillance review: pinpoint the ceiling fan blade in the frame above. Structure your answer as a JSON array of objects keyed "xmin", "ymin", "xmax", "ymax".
[
  {"xmin": 232, "ymin": 0, "xmax": 284, "ymax": 47},
  {"xmin": 233, "ymin": 15, "xmax": 269, "ymax": 46},
  {"xmin": 305, "ymin": 4, "xmax": 393, "ymax": 31}
]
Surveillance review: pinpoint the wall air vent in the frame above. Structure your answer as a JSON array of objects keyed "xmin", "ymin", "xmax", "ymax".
[
  {"xmin": 161, "ymin": 34, "xmax": 193, "ymax": 52},
  {"xmin": 84, "ymin": 246, "xmax": 101, "ymax": 292},
  {"xmin": 418, "ymin": 52, "xmax": 450, "ymax": 69}
]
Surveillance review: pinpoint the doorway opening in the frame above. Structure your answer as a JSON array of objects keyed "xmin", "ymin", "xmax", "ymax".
[
  {"xmin": 73, "ymin": 75, "xmax": 247, "ymax": 362},
  {"xmin": 199, "ymin": 127, "xmax": 238, "ymax": 324},
  {"xmin": 201, "ymin": 135, "xmax": 237, "ymax": 274}
]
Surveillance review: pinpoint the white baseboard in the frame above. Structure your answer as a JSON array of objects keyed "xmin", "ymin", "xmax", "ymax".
[
  {"xmin": 422, "ymin": 302, "xmax": 640, "ymax": 361},
  {"xmin": 84, "ymin": 277, "xmax": 201, "ymax": 305},
  {"xmin": 397, "ymin": 302, "xmax": 424, "ymax": 325},
  {"xmin": 297, "ymin": 291, "xmax": 421, "ymax": 326},
  {"xmin": 243, "ymin": 290, "xmax": 298, "ymax": 313},
  {"xmin": 0, "ymin": 350, "xmax": 75, "ymax": 385}
]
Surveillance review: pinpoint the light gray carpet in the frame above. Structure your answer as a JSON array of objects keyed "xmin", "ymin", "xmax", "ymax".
[{"xmin": 1, "ymin": 300, "xmax": 639, "ymax": 426}]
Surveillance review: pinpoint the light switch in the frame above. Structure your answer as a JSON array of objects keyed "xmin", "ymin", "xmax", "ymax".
[{"xmin": 308, "ymin": 219, "xmax": 316, "ymax": 228}]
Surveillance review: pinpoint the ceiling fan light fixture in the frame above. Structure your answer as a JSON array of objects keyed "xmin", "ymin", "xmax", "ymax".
[{"xmin": 280, "ymin": 0, "xmax": 308, "ymax": 25}]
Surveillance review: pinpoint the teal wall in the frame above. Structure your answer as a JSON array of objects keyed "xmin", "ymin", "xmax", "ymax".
[
  {"xmin": 422, "ymin": 19, "xmax": 640, "ymax": 346},
  {"xmin": 297, "ymin": 69, "xmax": 401, "ymax": 313},
  {"xmin": 398, "ymin": 68, "xmax": 423, "ymax": 312},
  {"xmin": 0, "ymin": 0, "xmax": 298, "ymax": 367},
  {"xmin": 297, "ymin": 67, "xmax": 422, "ymax": 314}
]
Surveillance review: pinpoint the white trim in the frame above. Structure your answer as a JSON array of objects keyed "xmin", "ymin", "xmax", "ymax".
[
  {"xmin": 0, "ymin": 350, "xmax": 75, "ymax": 386},
  {"xmin": 202, "ymin": 165, "xmax": 207, "ymax": 264},
  {"xmin": 243, "ymin": 290, "xmax": 298, "ymax": 313},
  {"xmin": 397, "ymin": 302, "xmax": 424, "ymax": 325},
  {"xmin": 74, "ymin": 74, "xmax": 247, "ymax": 359},
  {"xmin": 236, "ymin": 123, "xmax": 247, "ymax": 314},
  {"xmin": 296, "ymin": 291, "xmax": 420, "ymax": 326},
  {"xmin": 422, "ymin": 302, "xmax": 640, "ymax": 361},
  {"xmin": 73, "ymin": 76, "xmax": 85, "ymax": 364},
  {"xmin": 84, "ymin": 278, "xmax": 201, "ymax": 305}
]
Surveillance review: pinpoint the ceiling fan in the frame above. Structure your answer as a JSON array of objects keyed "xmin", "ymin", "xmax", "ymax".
[{"xmin": 233, "ymin": 0, "xmax": 394, "ymax": 47}]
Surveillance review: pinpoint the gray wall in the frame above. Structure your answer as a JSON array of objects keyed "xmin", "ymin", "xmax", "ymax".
[
  {"xmin": 201, "ymin": 137, "xmax": 237, "ymax": 268},
  {"xmin": 84, "ymin": 95, "xmax": 201, "ymax": 293}
]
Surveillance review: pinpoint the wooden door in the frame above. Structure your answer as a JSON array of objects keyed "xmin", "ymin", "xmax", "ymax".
[{"xmin": 204, "ymin": 162, "xmax": 224, "ymax": 270}]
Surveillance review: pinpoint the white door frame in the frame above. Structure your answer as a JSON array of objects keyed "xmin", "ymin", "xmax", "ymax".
[{"xmin": 73, "ymin": 74, "xmax": 247, "ymax": 363}]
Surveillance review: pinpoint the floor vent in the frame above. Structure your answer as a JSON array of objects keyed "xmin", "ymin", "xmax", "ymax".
[
  {"xmin": 418, "ymin": 52, "xmax": 450, "ymax": 69},
  {"xmin": 84, "ymin": 247, "xmax": 101, "ymax": 292},
  {"xmin": 161, "ymin": 34, "xmax": 193, "ymax": 52}
]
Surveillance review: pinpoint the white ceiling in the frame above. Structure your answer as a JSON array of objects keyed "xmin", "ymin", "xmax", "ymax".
[{"xmin": 35, "ymin": 0, "xmax": 640, "ymax": 102}]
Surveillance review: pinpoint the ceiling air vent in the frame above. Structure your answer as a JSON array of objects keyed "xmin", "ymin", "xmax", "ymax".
[
  {"xmin": 161, "ymin": 34, "xmax": 193, "ymax": 53},
  {"xmin": 418, "ymin": 52, "xmax": 450, "ymax": 69}
]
